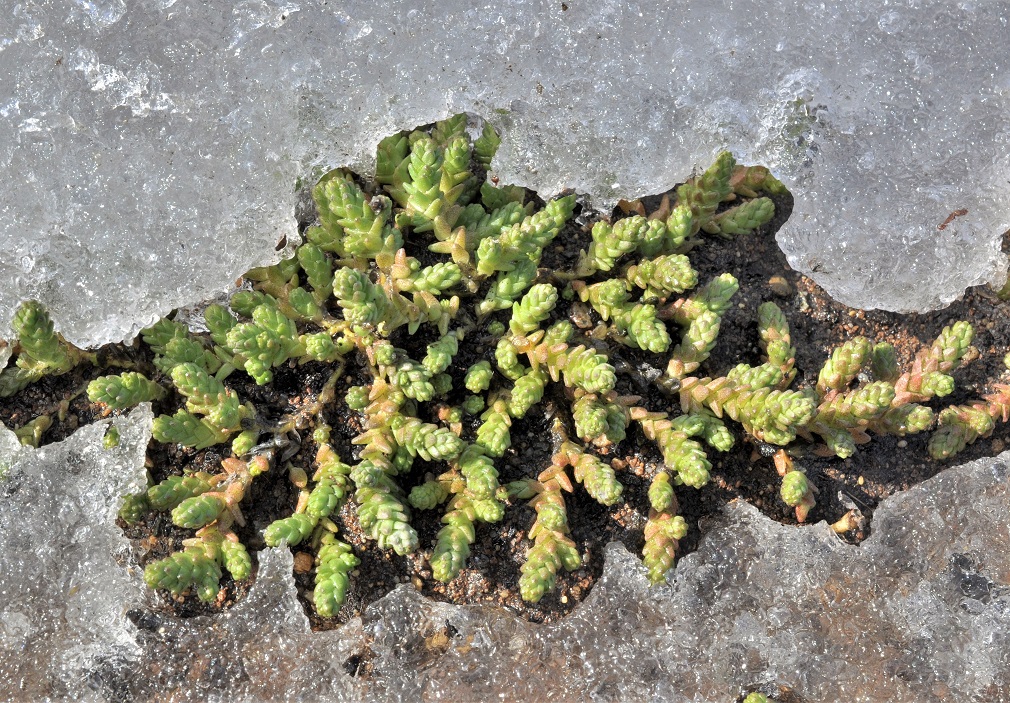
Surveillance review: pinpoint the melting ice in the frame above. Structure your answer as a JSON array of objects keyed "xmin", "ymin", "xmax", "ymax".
[
  {"xmin": 1, "ymin": 2, "xmax": 1009, "ymax": 346},
  {"xmin": 4, "ymin": 406, "xmax": 1010, "ymax": 700}
]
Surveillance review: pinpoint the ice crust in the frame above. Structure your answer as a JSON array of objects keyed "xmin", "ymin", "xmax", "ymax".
[
  {"xmin": 2, "ymin": 1, "xmax": 1009, "ymax": 348},
  {"xmin": 0, "ymin": 406, "xmax": 150, "ymax": 701},
  {"xmin": 4, "ymin": 414, "xmax": 1010, "ymax": 701}
]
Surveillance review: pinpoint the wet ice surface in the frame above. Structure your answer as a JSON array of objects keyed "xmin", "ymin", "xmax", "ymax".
[
  {"xmin": 2, "ymin": 2, "xmax": 1010, "ymax": 347},
  {"xmin": 0, "ymin": 406, "xmax": 150, "ymax": 701},
  {"xmin": 4, "ymin": 414, "xmax": 1010, "ymax": 701}
]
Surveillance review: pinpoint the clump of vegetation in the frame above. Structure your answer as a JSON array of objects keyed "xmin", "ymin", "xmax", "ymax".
[
  {"xmin": 742, "ymin": 693, "xmax": 777, "ymax": 703},
  {"xmin": 0, "ymin": 113, "xmax": 1000, "ymax": 614},
  {"xmin": 0, "ymin": 301, "xmax": 91, "ymax": 397}
]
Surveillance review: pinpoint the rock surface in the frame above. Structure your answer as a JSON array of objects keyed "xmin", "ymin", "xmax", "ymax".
[{"xmin": 1, "ymin": 1, "xmax": 1008, "ymax": 347}]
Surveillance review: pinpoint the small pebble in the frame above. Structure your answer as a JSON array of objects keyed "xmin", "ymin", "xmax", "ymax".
[
  {"xmin": 293, "ymin": 552, "xmax": 313, "ymax": 573},
  {"xmin": 992, "ymin": 438, "xmax": 1005, "ymax": 453},
  {"xmin": 797, "ymin": 291, "xmax": 811, "ymax": 312},
  {"xmin": 897, "ymin": 439, "xmax": 907, "ymax": 448},
  {"xmin": 768, "ymin": 275, "xmax": 792, "ymax": 296},
  {"xmin": 857, "ymin": 475, "xmax": 865, "ymax": 486},
  {"xmin": 427, "ymin": 631, "xmax": 449, "ymax": 649}
]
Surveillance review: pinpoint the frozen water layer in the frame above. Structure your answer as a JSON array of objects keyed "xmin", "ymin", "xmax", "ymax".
[
  {"xmin": 2, "ymin": 1, "xmax": 1009, "ymax": 347},
  {"xmin": 0, "ymin": 406, "xmax": 150, "ymax": 701},
  {"xmin": 5, "ymin": 407, "xmax": 1010, "ymax": 700}
]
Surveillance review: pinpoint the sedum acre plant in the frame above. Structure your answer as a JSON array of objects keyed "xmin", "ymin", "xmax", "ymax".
[
  {"xmin": 0, "ymin": 113, "xmax": 998, "ymax": 613},
  {"xmin": 742, "ymin": 694, "xmax": 777, "ymax": 703},
  {"xmin": 0, "ymin": 301, "xmax": 92, "ymax": 396}
]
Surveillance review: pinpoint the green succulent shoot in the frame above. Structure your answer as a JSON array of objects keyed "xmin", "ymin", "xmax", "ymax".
[{"xmin": 0, "ymin": 300, "xmax": 91, "ymax": 397}]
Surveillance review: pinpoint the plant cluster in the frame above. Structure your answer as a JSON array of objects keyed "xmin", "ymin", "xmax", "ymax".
[
  {"xmin": 0, "ymin": 114, "xmax": 1003, "ymax": 614},
  {"xmin": 742, "ymin": 694, "xmax": 777, "ymax": 703}
]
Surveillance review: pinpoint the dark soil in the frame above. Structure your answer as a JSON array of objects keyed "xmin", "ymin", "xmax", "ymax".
[{"xmin": 3, "ymin": 183, "xmax": 1010, "ymax": 628}]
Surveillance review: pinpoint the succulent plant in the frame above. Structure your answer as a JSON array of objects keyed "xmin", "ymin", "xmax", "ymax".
[{"xmin": 0, "ymin": 300, "xmax": 91, "ymax": 397}]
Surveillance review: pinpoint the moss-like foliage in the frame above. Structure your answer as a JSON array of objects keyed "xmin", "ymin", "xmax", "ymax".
[{"xmin": 0, "ymin": 114, "xmax": 992, "ymax": 612}]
